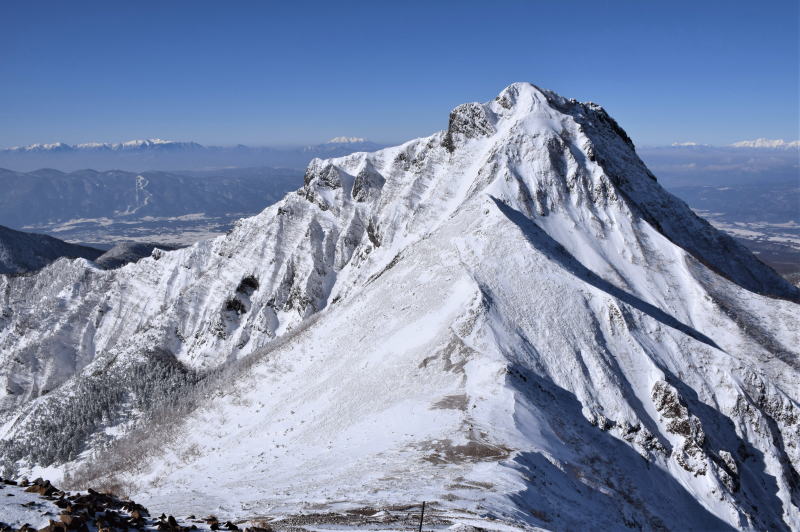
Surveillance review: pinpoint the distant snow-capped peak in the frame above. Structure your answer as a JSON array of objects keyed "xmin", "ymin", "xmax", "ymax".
[
  {"xmin": 326, "ymin": 136, "xmax": 368, "ymax": 144},
  {"xmin": 666, "ymin": 139, "xmax": 799, "ymax": 149},
  {"xmin": 731, "ymin": 138, "xmax": 800, "ymax": 149},
  {"xmin": 121, "ymin": 138, "xmax": 171, "ymax": 147},
  {"xmin": 670, "ymin": 141, "xmax": 707, "ymax": 147}
]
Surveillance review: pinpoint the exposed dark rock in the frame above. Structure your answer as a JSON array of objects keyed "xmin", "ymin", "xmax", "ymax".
[
  {"xmin": 58, "ymin": 513, "xmax": 84, "ymax": 529},
  {"xmin": 0, "ymin": 477, "xmax": 215, "ymax": 532},
  {"xmin": 442, "ymin": 103, "xmax": 496, "ymax": 153},
  {"xmin": 224, "ymin": 298, "xmax": 246, "ymax": 315},
  {"xmin": 651, "ymin": 381, "xmax": 708, "ymax": 475},
  {"xmin": 236, "ymin": 275, "xmax": 260, "ymax": 296},
  {"xmin": 303, "ymin": 161, "xmax": 342, "ymax": 189},
  {"xmin": 352, "ymin": 162, "xmax": 386, "ymax": 202},
  {"xmin": 366, "ymin": 219, "xmax": 381, "ymax": 248}
]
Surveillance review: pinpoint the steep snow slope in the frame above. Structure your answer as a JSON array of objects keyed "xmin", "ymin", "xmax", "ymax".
[
  {"xmin": 0, "ymin": 225, "xmax": 102, "ymax": 274},
  {"xmin": 0, "ymin": 83, "xmax": 798, "ymax": 530}
]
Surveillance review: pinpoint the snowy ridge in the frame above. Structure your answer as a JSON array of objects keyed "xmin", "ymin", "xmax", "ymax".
[
  {"xmin": 327, "ymin": 136, "xmax": 368, "ymax": 144},
  {"xmin": 731, "ymin": 138, "xmax": 800, "ymax": 149},
  {"xmin": 0, "ymin": 83, "xmax": 798, "ymax": 530},
  {"xmin": 669, "ymin": 139, "xmax": 800, "ymax": 149},
  {"xmin": 4, "ymin": 138, "xmax": 203, "ymax": 152}
]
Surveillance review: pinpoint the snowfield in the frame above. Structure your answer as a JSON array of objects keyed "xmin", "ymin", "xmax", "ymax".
[
  {"xmin": 0, "ymin": 482, "xmax": 61, "ymax": 529},
  {"xmin": 0, "ymin": 83, "xmax": 798, "ymax": 531}
]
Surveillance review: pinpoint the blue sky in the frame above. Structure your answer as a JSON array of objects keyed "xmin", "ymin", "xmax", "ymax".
[{"xmin": 1, "ymin": 0, "xmax": 797, "ymax": 147}]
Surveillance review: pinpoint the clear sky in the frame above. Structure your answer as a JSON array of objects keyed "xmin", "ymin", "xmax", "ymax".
[{"xmin": 1, "ymin": 0, "xmax": 797, "ymax": 147}]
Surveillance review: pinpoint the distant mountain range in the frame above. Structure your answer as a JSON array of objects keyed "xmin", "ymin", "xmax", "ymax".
[
  {"xmin": 2, "ymin": 138, "xmax": 204, "ymax": 153},
  {"xmin": 667, "ymin": 138, "xmax": 800, "ymax": 149},
  {"xmin": 0, "ymin": 138, "xmax": 385, "ymax": 172},
  {"xmin": 637, "ymin": 142, "xmax": 800, "ymax": 188},
  {"xmin": 730, "ymin": 138, "xmax": 800, "ymax": 149}
]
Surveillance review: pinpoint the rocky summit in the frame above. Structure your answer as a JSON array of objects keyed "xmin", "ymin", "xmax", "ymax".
[{"xmin": 0, "ymin": 83, "xmax": 797, "ymax": 530}]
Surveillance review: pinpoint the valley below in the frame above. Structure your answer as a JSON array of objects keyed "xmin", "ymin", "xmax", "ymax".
[{"xmin": 21, "ymin": 212, "xmax": 250, "ymax": 250}]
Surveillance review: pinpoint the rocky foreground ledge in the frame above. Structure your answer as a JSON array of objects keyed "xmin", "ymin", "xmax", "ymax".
[
  {"xmin": 0, "ymin": 477, "xmax": 270, "ymax": 532},
  {"xmin": 0, "ymin": 477, "xmax": 486, "ymax": 532}
]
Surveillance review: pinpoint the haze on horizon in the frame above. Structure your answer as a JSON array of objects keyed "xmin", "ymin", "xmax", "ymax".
[{"xmin": 1, "ymin": 0, "xmax": 798, "ymax": 149}]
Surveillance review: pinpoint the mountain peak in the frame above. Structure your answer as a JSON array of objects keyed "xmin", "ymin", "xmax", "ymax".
[
  {"xmin": 120, "ymin": 138, "xmax": 172, "ymax": 147},
  {"xmin": 326, "ymin": 136, "xmax": 368, "ymax": 144}
]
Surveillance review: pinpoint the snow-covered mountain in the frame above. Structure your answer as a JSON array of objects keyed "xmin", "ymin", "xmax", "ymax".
[
  {"xmin": 667, "ymin": 139, "xmax": 800, "ymax": 150},
  {"xmin": 0, "ymin": 83, "xmax": 798, "ymax": 530},
  {"xmin": 0, "ymin": 225, "xmax": 103, "ymax": 274},
  {"xmin": 327, "ymin": 136, "xmax": 368, "ymax": 143},
  {"xmin": 4, "ymin": 138, "xmax": 204, "ymax": 153},
  {"xmin": 731, "ymin": 138, "xmax": 800, "ymax": 149}
]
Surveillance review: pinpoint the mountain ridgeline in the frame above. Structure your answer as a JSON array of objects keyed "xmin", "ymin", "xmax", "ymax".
[
  {"xmin": 0, "ymin": 83, "xmax": 797, "ymax": 530},
  {"xmin": 0, "ymin": 225, "xmax": 103, "ymax": 274}
]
